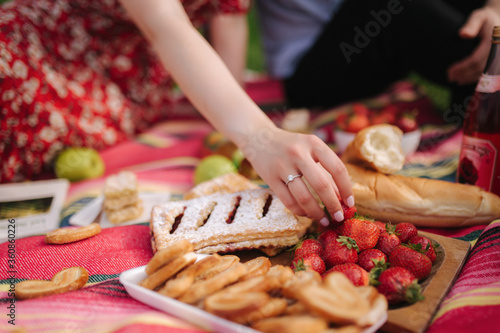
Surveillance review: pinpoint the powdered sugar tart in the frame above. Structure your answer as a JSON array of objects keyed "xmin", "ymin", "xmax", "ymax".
[{"xmin": 150, "ymin": 189, "xmax": 312, "ymax": 255}]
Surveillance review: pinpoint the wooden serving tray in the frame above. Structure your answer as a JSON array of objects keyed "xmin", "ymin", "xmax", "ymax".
[
  {"xmin": 235, "ymin": 230, "xmax": 470, "ymax": 333},
  {"xmin": 381, "ymin": 231, "xmax": 470, "ymax": 333}
]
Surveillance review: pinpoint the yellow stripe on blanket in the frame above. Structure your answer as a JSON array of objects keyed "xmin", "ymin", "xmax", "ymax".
[{"xmin": 432, "ymin": 284, "xmax": 500, "ymax": 323}]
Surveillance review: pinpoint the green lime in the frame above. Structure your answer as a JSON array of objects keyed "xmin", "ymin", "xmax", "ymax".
[
  {"xmin": 54, "ymin": 147, "xmax": 105, "ymax": 182},
  {"xmin": 194, "ymin": 155, "xmax": 237, "ymax": 185}
]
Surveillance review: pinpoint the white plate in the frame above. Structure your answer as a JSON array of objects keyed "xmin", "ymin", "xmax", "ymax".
[
  {"xmin": 120, "ymin": 263, "xmax": 259, "ymax": 333},
  {"xmin": 119, "ymin": 262, "xmax": 388, "ymax": 333},
  {"xmin": 69, "ymin": 192, "xmax": 171, "ymax": 228}
]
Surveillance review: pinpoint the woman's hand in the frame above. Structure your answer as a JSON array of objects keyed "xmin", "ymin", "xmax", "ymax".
[
  {"xmin": 241, "ymin": 126, "xmax": 354, "ymax": 226},
  {"xmin": 447, "ymin": 5, "xmax": 500, "ymax": 85}
]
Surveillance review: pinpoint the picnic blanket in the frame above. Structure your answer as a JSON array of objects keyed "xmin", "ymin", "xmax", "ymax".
[{"xmin": 1, "ymin": 80, "xmax": 500, "ymax": 332}]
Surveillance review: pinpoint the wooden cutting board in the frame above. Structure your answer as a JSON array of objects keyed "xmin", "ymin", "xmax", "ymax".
[
  {"xmin": 236, "ymin": 230, "xmax": 470, "ymax": 333},
  {"xmin": 381, "ymin": 231, "xmax": 470, "ymax": 333}
]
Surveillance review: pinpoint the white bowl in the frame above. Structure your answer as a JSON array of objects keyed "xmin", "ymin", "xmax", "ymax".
[{"xmin": 335, "ymin": 128, "xmax": 422, "ymax": 156}]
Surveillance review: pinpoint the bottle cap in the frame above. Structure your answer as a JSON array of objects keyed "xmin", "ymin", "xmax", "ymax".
[{"xmin": 493, "ymin": 26, "xmax": 500, "ymax": 39}]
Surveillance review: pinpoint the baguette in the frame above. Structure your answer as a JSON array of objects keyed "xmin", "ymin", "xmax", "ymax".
[
  {"xmin": 342, "ymin": 124, "xmax": 404, "ymax": 174},
  {"xmin": 346, "ymin": 163, "xmax": 500, "ymax": 227}
]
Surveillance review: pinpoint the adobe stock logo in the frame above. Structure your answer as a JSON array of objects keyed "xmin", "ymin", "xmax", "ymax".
[{"xmin": 340, "ymin": 0, "xmax": 409, "ymax": 63}]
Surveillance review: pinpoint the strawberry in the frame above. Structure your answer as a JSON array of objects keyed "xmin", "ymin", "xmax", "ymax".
[
  {"xmin": 321, "ymin": 199, "xmax": 356, "ymax": 227},
  {"xmin": 341, "ymin": 201, "xmax": 357, "ymax": 220},
  {"xmin": 376, "ymin": 232, "xmax": 401, "ymax": 256},
  {"xmin": 358, "ymin": 249, "xmax": 387, "ymax": 272},
  {"xmin": 338, "ymin": 218, "xmax": 380, "ymax": 251},
  {"xmin": 372, "ymin": 106, "xmax": 397, "ymax": 125},
  {"xmin": 323, "ymin": 263, "xmax": 369, "ymax": 286},
  {"xmin": 292, "ymin": 239, "xmax": 323, "ymax": 259},
  {"xmin": 408, "ymin": 235, "xmax": 437, "ymax": 264},
  {"xmin": 290, "ymin": 254, "xmax": 326, "ymax": 275},
  {"xmin": 376, "ymin": 267, "xmax": 424, "ymax": 304},
  {"xmin": 397, "ymin": 110, "xmax": 418, "ymax": 133},
  {"xmin": 352, "ymin": 103, "xmax": 370, "ymax": 117},
  {"xmin": 336, "ymin": 113, "xmax": 349, "ymax": 131},
  {"xmin": 389, "ymin": 245, "xmax": 432, "ymax": 280},
  {"xmin": 372, "ymin": 221, "xmax": 387, "ymax": 233},
  {"xmin": 345, "ymin": 113, "xmax": 370, "ymax": 133},
  {"xmin": 317, "ymin": 230, "xmax": 338, "ymax": 248},
  {"xmin": 322, "ymin": 236, "xmax": 358, "ymax": 268},
  {"xmin": 395, "ymin": 223, "xmax": 418, "ymax": 243}
]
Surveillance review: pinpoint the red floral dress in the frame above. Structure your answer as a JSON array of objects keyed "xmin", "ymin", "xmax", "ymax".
[{"xmin": 0, "ymin": 0, "xmax": 249, "ymax": 183}]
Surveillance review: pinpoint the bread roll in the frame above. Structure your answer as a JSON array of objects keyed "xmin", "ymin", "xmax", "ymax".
[
  {"xmin": 342, "ymin": 124, "xmax": 404, "ymax": 174},
  {"xmin": 346, "ymin": 163, "xmax": 500, "ymax": 227}
]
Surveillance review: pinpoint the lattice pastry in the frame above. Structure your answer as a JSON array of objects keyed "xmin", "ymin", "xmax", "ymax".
[{"xmin": 150, "ymin": 188, "xmax": 312, "ymax": 255}]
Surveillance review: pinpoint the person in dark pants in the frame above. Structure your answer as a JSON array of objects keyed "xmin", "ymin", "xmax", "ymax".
[{"xmin": 255, "ymin": 0, "xmax": 499, "ymax": 114}]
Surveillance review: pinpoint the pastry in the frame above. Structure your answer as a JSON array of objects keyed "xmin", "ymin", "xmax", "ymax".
[
  {"xmin": 145, "ymin": 239, "xmax": 193, "ymax": 275},
  {"xmin": 252, "ymin": 315, "xmax": 329, "ymax": 333},
  {"xmin": 16, "ymin": 267, "xmax": 89, "ymax": 300},
  {"xmin": 150, "ymin": 188, "xmax": 312, "ymax": 255},
  {"xmin": 45, "ymin": 224, "xmax": 101, "ymax": 244},
  {"xmin": 204, "ymin": 291, "xmax": 270, "ymax": 318},
  {"xmin": 103, "ymin": 171, "xmax": 143, "ymax": 224},
  {"xmin": 139, "ymin": 252, "xmax": 197, "ymax": 290}
]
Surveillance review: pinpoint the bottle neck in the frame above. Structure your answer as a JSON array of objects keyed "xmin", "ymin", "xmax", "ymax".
[{"xmin": 484, "ymin": 36, "xmax": 500, "ymax": 75}]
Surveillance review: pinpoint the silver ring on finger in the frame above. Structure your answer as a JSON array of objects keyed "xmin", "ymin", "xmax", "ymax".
[{"xmin": 285, "ymin": 174, "xmax": 302, "ymax": 186}]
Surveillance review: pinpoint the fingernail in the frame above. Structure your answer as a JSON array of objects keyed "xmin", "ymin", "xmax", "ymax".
[
  {"xmin": 346, "ymin": 195, "xmax": 355, "ymax": 208},
  {"xmin": 319, "ymin": 217, "xmax": 330, "ymax": 227},
  {"xmin": 333, "ymin": 210, "xmax": 344, "ymax": 222}
]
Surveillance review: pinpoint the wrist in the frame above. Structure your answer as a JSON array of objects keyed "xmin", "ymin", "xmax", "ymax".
[{"xmin": 230, "ymin": 118, "xmax": 279, "ymax": 161}]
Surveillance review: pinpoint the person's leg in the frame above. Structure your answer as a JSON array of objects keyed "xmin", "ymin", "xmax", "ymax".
[{"xmin": 284, "ymin": 0, "xmax": 484, "ymax": 109}]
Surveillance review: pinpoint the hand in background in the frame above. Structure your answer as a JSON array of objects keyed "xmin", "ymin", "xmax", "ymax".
[
  {"xmin": 447, "ymin": 6, "xmax": 500, "ymax": 85},
  {"xmin": 242, "ymin": 127, "xmax": 354, "ymax": 226}
]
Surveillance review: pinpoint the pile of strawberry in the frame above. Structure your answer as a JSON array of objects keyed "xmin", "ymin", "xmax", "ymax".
[
  {"xmin": 290, "ymin": 204, "xmax": 438, "ymax": 305},
  {"xmin": 336, "ymin": 103, "xmax": 419, "ymax": 133}
]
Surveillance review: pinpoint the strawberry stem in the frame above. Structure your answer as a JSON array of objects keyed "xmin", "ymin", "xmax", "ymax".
[{"xmin": 405, "ymin": 279, "xmax": 425, "ymax": 303}]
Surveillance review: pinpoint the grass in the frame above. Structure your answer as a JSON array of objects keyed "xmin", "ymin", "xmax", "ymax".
[{"xmin": 246, "ymin": 6, "xmax": 266, "ymax": 73}]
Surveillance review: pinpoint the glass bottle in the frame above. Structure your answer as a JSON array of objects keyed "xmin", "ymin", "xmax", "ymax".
[{"xmin": 457, "ymin": 26, "xmax": 500, "ymax": 196}]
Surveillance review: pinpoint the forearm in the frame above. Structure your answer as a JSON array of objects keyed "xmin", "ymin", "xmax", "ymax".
[
  {"xmin": 119, "ymin": 0, "xmax": 274, "ymax": 147},
  {"xmin": 209, "ymin": 14, "xmax": 248, "ymax": 86},
  {"xmin": 487, "ymin": 0, "xmax": 500, "ymax": 9}
]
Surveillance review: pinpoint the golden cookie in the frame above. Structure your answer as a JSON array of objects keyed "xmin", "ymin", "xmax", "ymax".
[
  {"xmin": 145, "ymin": 239, "xmax": 194, "ymax": 275},
  {"xmin": 296, "ymin": 274, "xmax": 371, "ymax": 325},
  {"xmin": 239, "ymin": 256, "xmax": 271, "ymax": 281},
  {"xmin": 265, "ymin": 264, "xmax": 295, "ymax": 289},
  {"xmin": 196, "ymin": 255, "xmax": 240, "ymax": 281},
  {"xmin": 252, "ymin": 315, "xmax": 329, "ymax": 333},
  {"xmin": 282, "ymin": 270, "xmax": 322, "ymax": 300},
  {"xmin": 158, "ymin": 254, "xmax": 221, "ymax": 299},
  {"xmin": 16, "ymin": 267, "xmax": 89, "ymax": 300},
  {"xmin": 284, "ymin": 301, "xmax": 309, "ymax": 316},
  {"xmin": 140, "ymin": 252, "xmax": 197, "ymax": 290},
  {"xmin": 204, "ymin": 291, "xmax": 270, "ymax": 318},
  {"xmin": 356, "ymin": 294, "xmax": 388, "ymax": 327},
  {"xmin": 178, "ymin": 263, "xmax": 247, "ymax": 304},
  {"xmin": 45, "ymin": 224, "xmax": 101, "ymax": 244},
  {"xmin": 230, "ymin": 297, "xmax": 288, "ymax": 325}
]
